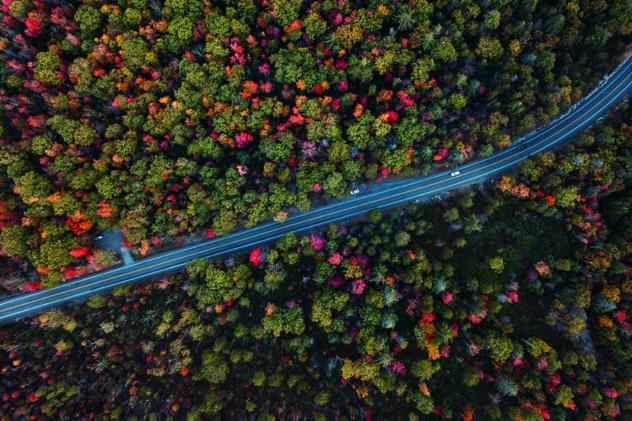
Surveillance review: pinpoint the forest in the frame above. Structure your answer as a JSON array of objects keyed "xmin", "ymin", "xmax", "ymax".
[
  {"xmin": 1, "ymin": 107, "xmax": 631, "ymax": 419},
  {"xmin": 1, "ymin": 0, "xmax": 632, "ymax": 419},
  {"xmin": 0, "ymin": 0, "xmax": 630, "ymax": 289}
]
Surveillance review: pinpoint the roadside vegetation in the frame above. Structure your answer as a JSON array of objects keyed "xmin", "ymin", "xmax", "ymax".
[
  {"xmin": 0, "ymin": 0, "xmax": 631, "ymax": 289},
  {"xmin": 1, "ymin": 107, "xmax": 631, "ymax": 419},
  {"xmin": 1, "ymin": 1, "xmax": 631, "ymax": 419}
]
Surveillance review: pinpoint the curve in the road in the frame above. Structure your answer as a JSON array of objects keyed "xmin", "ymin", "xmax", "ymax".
[{"xmin": 0, "ymin": 56, "xmax": 631, "ymax": 324}]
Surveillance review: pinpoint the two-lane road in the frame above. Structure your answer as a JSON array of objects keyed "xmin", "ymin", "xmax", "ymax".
[{"xmin": 1, "ymin": 57, "xmax": 631, "ymax": 324}]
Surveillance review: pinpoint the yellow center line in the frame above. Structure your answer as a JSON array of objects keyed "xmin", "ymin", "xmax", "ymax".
[{"xmin": 1, "ymin": 71, "xmax": 630, "ymax": 315}]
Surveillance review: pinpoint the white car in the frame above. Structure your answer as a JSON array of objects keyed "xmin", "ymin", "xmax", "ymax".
[
  {"xmin": 350, "ymin": 188, "xmax": 360, "ymax": 195},
  {"xmin": 450, "ymin": 170, "xmax": 461, "ymax": 177}
]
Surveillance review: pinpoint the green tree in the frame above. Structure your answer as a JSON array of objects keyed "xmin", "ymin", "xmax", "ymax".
[
  {"xmin": 263, "ymin": 307, "xmax": 305, "ymax": 337},
  {"xmin": 74, "ymin": 125, "xmax": 98, "ymax": 147},
  {"xmin": 37, "ymin": 236, "xmax": 80, "ymax": 271},
  {"xmin": 15, "ymin": 171, "xmax": 53, "ymax": 202},
  {"xmin": 443, "ymin": 207, "xmax": 460, "ymax": 223},
  {"xmin": 483, "ymin": 10, "xmax": 501, "ymax": 30},
  {"xmin": 269, "ymin": 0, "xmax": 304, "ymax": 26},
  {"xmin": 485, "ymin": 332, "xmax": 513, "ymax": 362},
  {"xmin": 554, "ymin": 385, "xmax": 574, "ymax": 407},
  {"xmin": 0, "ymin": 225, "xmax": 30, "ymax": 257},
  {"xmin": 432, "ymin": 37, "xmax": 457, "ymax": 62},
  {"xmin": 197, "ymin": 351, "xmax": 229, "ymax": 384},
  {"xmin": 74, "ymin": 5, "xmax": 101, "ymax": 34},
  {"xmin": 449, "ymin": 93, "xmax": 467, "ymax": 110},
  {"xmin": 554, "ymin": 187, "xmax": 579, "ymax": 208},
  {"xmin": 488, "ymin": 256, "xmax": 505, "ymax": 273},
  {"xmin": 49, "ymin": 116, "xmax": 81, "ymax": 144},
  {"xmin": 191, "ymin": 262, "xmax": 244, "ymax": 305},
  {"xmin": 121, "ymin": 37, "xmax": 149, "ymax": 69},
  {"xmin": 412, "ymin": 56, "xmax": 436, "ymax": 83},
  {"xmin": 410, "ymin": 393, "xmax": 434, "ymax": 415},
  {"xmin": 34, "ymin": 51, "xmax": 62, "ymax": 85},
  {"xmin": 463, "ymin": 215, "xmax": 483, "ymax": 234},
  {"xmin": 168, "ymin": 16, "xmax": 194, "ymax": 46},
  {"xmin": 303, "ymin": 12, "xmax": 327, "ymax": 41},
  {"xmin": 323, "ymin": 172, "xmax": 346, "ymax": 197},
  {"xmin": 273, "ymin": 48, "xmax": 318, "ymax": 89},
  {"xmin": 477, "ymin": 37, "xmax": 503, "ymax": 60},
  {"xmin": 394, "ymin": 230, "xmax": 411, "ymax": 247},
  {"xmin": 411, "ymin": 359, "xmax": 439, "ymax": 381}
]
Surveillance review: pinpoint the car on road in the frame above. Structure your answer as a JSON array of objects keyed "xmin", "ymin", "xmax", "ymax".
[
  {"xmin": 450, "ymin": 170, "xmax": 461, "ymax": 177},
  {"xmin": 95, "ymin": 233, "xmax": 104, "ymax": 241},
  {"xmin": 350, "ymin": 188, "xmax": 360, "ymax": 195}
]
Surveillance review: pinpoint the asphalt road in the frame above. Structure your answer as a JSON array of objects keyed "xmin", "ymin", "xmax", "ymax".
[{"xmin": 1, "ymin": 57, "xmax": 631, "ymax": 325}]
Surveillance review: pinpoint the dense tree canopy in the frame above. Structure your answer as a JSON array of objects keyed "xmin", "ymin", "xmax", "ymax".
[
  {"xmin": 0, "ymin": 0, "xmax": 630, "ymax": 288},
  {"xmin": 1, "ymin": 106, "xmax": 632, "ymax": 419},
  {"xmin": 0, "ymin": 0, "xmax": 631, "ymax": 419}
]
